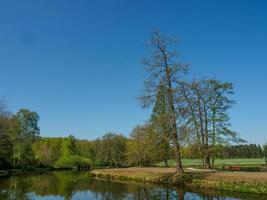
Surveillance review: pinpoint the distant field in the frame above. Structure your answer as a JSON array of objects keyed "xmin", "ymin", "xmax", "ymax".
[{"xmin": 156, "ymin": 158, "xmax": 265, "ymax": 167}]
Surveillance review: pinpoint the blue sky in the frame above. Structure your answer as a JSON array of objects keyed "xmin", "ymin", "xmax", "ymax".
[{"xmin": 0, "ymin": 0, "xmax": 266, "ymax": 144}]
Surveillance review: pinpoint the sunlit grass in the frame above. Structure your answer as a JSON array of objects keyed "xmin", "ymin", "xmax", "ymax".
[{"xmin": 156, "ymin": 158, "xmax": 265, "ymax": 167}]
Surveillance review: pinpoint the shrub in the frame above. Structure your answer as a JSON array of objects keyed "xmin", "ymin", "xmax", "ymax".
[
  {"xmin": 240, "ymin": 166, "xmax": 261, "ymax": 172},
  {"xmin": 55, "ymin": 155, "xmax": 92, "ymax": 168}
]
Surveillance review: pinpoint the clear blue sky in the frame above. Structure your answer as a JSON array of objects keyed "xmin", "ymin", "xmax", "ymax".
[{"xmin": 0, "ymin": 0, "xmax": 266, "ymax": 144}]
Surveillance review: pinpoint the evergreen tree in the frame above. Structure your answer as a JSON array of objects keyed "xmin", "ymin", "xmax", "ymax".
[{"xmin": 150, "ymin": 83, "xmax": 172, "ymax": 167}]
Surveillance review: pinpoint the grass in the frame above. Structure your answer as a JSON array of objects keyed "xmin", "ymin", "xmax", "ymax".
[{"xmin": 156, "ymin": 158, "xmax": 265, "ymax": 167}]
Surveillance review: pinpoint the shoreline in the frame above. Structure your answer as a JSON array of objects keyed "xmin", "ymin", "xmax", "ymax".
[
  {"xmin": 90, "ymin": 167, "xmax": 267, "ymax": 194},
  {"xmin": 0, "ymin": 167, "xmax": 74, "ymax": 177}
]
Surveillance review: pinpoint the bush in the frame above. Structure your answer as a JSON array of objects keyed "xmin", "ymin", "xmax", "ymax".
[
  {"xmin": 240, "ymin": 166, "xmax": 261, "ymax": 172},
  {"xmin": 93, "ymin": 159, "xmax": 110, "ymax": 166},
  {"xmin": 55, "ymin": 155, "xmax": 92, "ymax": 168}
]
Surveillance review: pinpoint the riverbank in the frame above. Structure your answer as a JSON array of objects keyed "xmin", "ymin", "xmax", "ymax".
[{"xmin": 90, "ymin": 167, "xmax": 267, "ymax": 194}]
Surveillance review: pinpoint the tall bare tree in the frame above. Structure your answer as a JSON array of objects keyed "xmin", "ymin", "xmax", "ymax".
[{"xmin": 140, "ymin": 30, "xmax": 188, "ymax": 172}]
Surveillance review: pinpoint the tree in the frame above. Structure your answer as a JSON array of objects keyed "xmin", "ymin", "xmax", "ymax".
[
  {"xmin": 0, "ymin": 101, "xmax": 13, "ymax": 168},
  {"xmin": 140, "ymin": 30, "xmax": 188, "ymax": 172},
  {"xmin": 76, "ymin": 140, "xmax": 96, "ymax": 162},
  {"xmin": 127, "ymin": 125, "xmax": 153, "ymax": 166},
  {"xmin": 32, "ymin": 138, "xmax": 62, "ymax": 166},
  {"xmin": 95, "ymin": 133, "xmax": 127, "ymax": 166},
  {"xmin": 205, "ymin": 79, "xmax": 238, "ymax": 166},
  {"xmin": 150, "ymin": 83, "xmax": 172, "ymax": 166},
  {"xmin": 62, "ymin": 135, "xmax": 76, "ymax": 157},
  {"xmin": 9, "ymin": 109, "xmax": 40, "ymax": 167},
  {"xmin": 177, "ymin": 79, "xmax": 240, "ymax": 168},
  {"xmin": 0, "ymin": 126, "xmax": 13, "ymax": 168},
  {"xmin": 14, "ymin": 109, "xmax": 40, "ymax": 140}
]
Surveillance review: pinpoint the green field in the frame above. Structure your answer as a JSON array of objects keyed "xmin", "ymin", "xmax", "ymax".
[{"xmin": 157, "ymin": 158, "xmax": 265, "ymax": 167}]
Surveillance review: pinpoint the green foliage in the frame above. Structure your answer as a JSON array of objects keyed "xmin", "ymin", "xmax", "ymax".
[
  {"xmin": 7, "ymin": 109, "xmax": 40, "ymax": 167},
  {"xmin": 127, "ymin": 125, "xmax": 153, "ymax": 166},
  {"xmin": 263, "ymin": 143, "xmax": 267, "ymax": 157},
  {"xmin": 127, "ymin": 123, "xmax": 172, "ymax": 167},
  {"xmin": 75, "ymin": 140, "xmax": 96, "ymax": 161},
  {"xmin": 0, "ymin": 117, "xmax": 13, "ymax": 169},
  {"xmin": 150, "ymin": 83, "xmax": 172, "ymax": 166},
  {"xmin": 14, "ymin": 109, "xmax": 40, "ymax": 140},
  {"xmin": 221, "ymin": 144, "xmax": 263, "ymax": 159},
  {"xmin": 61, "ymin": 135, "xmax": 76, "ymax": 157},
  {"xmin": 55, "ymin": 155, "xmax": 92, "ymax": 168},
  {"xmin": 94, "ymin": 133, "xmax": 127, "ymax": 166},
  {"xmin": 32, "ymin": 138, "xmax": 62, "ymax": 166},
  {"xmin": 181, "ymin": 145, "xmax": 202, "ymax": 159}
]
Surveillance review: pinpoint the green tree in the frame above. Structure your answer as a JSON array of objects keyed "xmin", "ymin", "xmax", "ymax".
[
  {"xmin": 0, "ymin": 117, "xmax": 13, "ymax": 168},
  {"xmin": 127, "ymin": 123, "xmax": 172, "ymax": 167},
  {"xmin": 127, "ymin": 125, "xmax": 152, "ymax": 166},
  {"xmin": 95, "ymin": 133, "xmax": 127, "ymax": 166},
  {"xmin": 15, "ymin": 109, "xmax": 40, "ymax": 140},
  {"xmin": 150, "ymin": 83, "xmax": 172, "ymax": 166},
  {"xmin": 32, "ymin": 138, "xmax": 62, "ymax": 166},
  {"xmin": 9, "ymin": 109, "xmax": 40, "ymax": 167},
  {"xmin": 75, "ymin": 140, "xmax": 96, "ymax": 161},
  {"xmin": 0, "ymin": 100, "xmax": 13, "ymax": 168},
  {"xmin": 62, "ymin": 135, "xmax": 76, "ymax": 157}
]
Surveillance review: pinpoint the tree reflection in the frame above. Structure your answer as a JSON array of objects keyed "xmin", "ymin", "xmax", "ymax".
[{"xmin": 0, "ymin": 171, "xmax": 265, "ymax": 200}]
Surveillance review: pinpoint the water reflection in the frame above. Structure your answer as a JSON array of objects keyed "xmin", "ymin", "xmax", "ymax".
[{"xmin": 0, "ymin": 171, "xmax": 265, "ymax": 200}]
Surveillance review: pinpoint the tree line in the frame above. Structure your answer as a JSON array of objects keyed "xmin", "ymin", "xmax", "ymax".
[
  {"xmin": 0, "ymin": 101, "xmax": 93, "ymax": 169},
  {"xmin": 182, "ymin": 144, "xmax": 265, "ymax": 159},
  {"xmin": 0, "ymin": 98, "xmax": 266, "ymax": 170},
  {"xmin": 220, "ymin": 144, "xmax": 264, "ymax": 159}
]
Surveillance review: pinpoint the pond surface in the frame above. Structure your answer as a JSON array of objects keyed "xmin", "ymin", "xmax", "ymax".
[{"xmin": 0, "ymin": 171, "xmax": 265, "ymax": 200}]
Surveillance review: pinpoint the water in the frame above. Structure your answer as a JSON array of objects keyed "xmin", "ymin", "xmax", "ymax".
[{"xmin": 0, "ymin": 171, "xmax": 265, "ymax": 200}]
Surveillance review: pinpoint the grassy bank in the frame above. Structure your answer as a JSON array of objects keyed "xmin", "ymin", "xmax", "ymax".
[
  {"xmin": 90, "ymin": 167, "xmax": 267, "ymax": 194},
  {"xmin": 156, "ymin": 158, "xmax": 265, "ymax": 167}
]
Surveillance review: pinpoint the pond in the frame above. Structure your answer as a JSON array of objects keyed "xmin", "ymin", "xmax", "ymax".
[{"xmin": 0, "ymin": 171, "xmax": 265, "ymax": 200}]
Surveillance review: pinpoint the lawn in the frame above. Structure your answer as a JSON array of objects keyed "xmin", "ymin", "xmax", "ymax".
[{"xmin": 156, "ymin": 158, "xmax": 265, "ymax": 167}]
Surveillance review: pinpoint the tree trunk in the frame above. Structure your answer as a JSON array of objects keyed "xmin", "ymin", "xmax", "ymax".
[
  {"xmin": 204, "ymin": 150, "xmax": 211, "ymax": 169},
  {"xmin": 203, "ymin": 102, "xmax": 212, "ymax": 169},
  {"xmin": 211, "ymin": 109, "xmax": 216, "ymax": 167},
  {"xmin": 195, "ymin": 89, "xmax": 206, "ymax": 167},
  {"xmin": 165, "ymin": 67, "xmax": 184, "ymax": 173}
]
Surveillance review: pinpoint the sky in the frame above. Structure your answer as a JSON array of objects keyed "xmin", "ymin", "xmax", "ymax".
[{"xmin": 0, "ymin": 0, "xmax": 266, "ymax": 144}]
